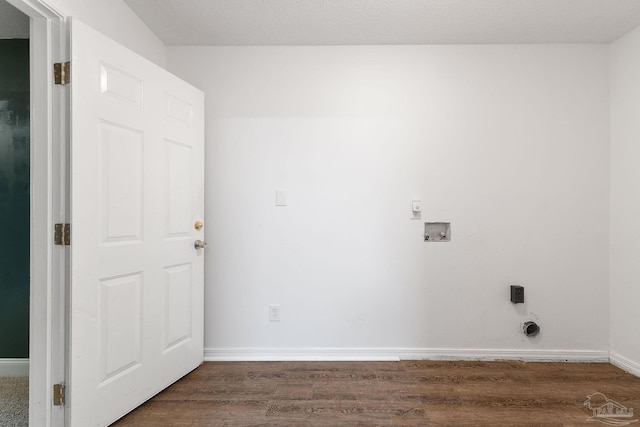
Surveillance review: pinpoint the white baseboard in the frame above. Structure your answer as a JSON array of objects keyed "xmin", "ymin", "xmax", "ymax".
[
  {"xmin": 204, "ymin": 348, "xmax": 400, "ymax": 362},
  {"xmin": 610, "ymin": 352, "xmax": 640, "ymax": 377},
  {"xmin": 0, "ymin": 358, "xmax": 29, "ymax": 377},
  {"xmin": 204, "ymin": 347, "xmax": 610, "ymax": 363}
]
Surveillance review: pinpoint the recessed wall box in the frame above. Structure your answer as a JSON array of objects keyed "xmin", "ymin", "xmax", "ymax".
[
  {"xmin": 510, "ymin": 285, "xmax": 524, "ymax": 304},
  {"xmin": 424, "ymin": 222, "xmax": 451, "ymax": 242}
]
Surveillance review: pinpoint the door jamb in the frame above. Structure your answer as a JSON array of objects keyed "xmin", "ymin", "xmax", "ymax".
[{"xmin": 5, "ymin": 0, "xmax": 66, "ymax": 426}]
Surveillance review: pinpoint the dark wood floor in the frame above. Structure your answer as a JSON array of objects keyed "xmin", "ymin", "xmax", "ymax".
[{"xmin": 112, "ymin": 361, "xmax": 640, "ymax": 426}]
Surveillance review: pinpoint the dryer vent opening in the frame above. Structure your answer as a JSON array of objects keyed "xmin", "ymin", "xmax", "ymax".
[{"xmin": 523, "ymin": 321, "xmax": 540, "ymax": 337}]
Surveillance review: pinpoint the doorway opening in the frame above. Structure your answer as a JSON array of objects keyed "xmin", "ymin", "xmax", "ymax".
[{"xmin": 0, "ymin": 1, "xmax": 30, "ymax": 425}]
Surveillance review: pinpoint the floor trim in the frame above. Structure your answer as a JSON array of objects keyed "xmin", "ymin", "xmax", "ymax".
[
  {"xmin": 0, "ymin": 358, "xmax": 29, "ymax": 377},
  {"xmin": 204, "ymin": 348, "xmax": 610, "ymax": 363},
  {"xmin": 610, "ymin": 352, "xmax": 640, "ymax": 377}
]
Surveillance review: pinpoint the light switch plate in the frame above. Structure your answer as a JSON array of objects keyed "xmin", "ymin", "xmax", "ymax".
[
  {"xmin": 269, "ymin": 304, "xmax": 281, "ymax": 321},
  {"xmin": 276, "ymin": 190, "xmax": 287, "ymax": 206},
  {"xmin": 411, "ymin": 200, "xmax": 421, "ymax": 220}
]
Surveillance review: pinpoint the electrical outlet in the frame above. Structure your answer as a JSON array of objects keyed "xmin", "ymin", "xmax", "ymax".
[
  {"xmin": 510, "ymin": 285, "xmax": 524, "ymax": 303},
  {"xmin": 269, "ymin": 304, "xmax": 281, "ymax": 322}
]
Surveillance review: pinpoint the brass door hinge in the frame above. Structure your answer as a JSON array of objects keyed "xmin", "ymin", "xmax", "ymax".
[
  {"xmin": 54, "ymin": 61, "xmax": 70, "ymax": 85},
  {"xmin": 54, "ymin": 223, "xmax": 70, "ymax": 246},
  {"xmin": 53, "ymin": 383, "xmax": 65, "ymax": 406}
]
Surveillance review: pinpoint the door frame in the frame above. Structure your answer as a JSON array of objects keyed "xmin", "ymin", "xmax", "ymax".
[{"xmin": 5, "ymin": 0, "xmax": 65, "ymax": 426}]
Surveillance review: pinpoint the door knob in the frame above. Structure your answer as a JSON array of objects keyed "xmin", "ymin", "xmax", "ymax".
[{"xmin": 194, "ymin": 240, "xmax": 207, "ymax": 249}]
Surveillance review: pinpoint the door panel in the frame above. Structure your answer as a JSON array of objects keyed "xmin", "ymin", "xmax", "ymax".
[
  {"xmin": 99, "ymin": 122, "xmax": 143, "ymax": 243},
  {"xmin": 70, "ymin": 18, "xmax": 204, "ymax": 427}
]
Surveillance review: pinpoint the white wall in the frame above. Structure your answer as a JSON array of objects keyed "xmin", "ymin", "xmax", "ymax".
[
  {"xmin": 0, "ymin": 1, "xmax": 29, "ymax": 38},
  {"xmin": 168, "ymin": 45, "xmax": 610, "ymax": 360},
  {"xmin": 610, "ymin": 26, "xmax": 640, "ymax": 375},
  {"xmin": 48, "ymin": 0, "xmax": 166, "ymax": 66}
]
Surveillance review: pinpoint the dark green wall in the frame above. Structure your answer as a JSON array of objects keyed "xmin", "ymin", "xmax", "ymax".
[{"xmin": 0, "ymin": 39, "xmax": 30, "ymax": 358}]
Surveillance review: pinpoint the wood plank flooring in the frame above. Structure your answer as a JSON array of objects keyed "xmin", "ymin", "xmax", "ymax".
[{"xmin": 111, "ymin": 361, "xmax": 640, "ymax": 426}]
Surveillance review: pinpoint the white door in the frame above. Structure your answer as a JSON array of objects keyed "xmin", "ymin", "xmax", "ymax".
[{"xmin": 69, "ymin": 18, "xmax": 204, "ymax": 427}]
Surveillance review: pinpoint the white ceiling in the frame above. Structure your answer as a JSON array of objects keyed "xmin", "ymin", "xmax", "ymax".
[
  {"xmin": 123, "ymin": 0, "xmax": 640, "ymax": 46},
  {"xmin": 0, "ymin": 0, "xmax": 29, "ymax": 39}
]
